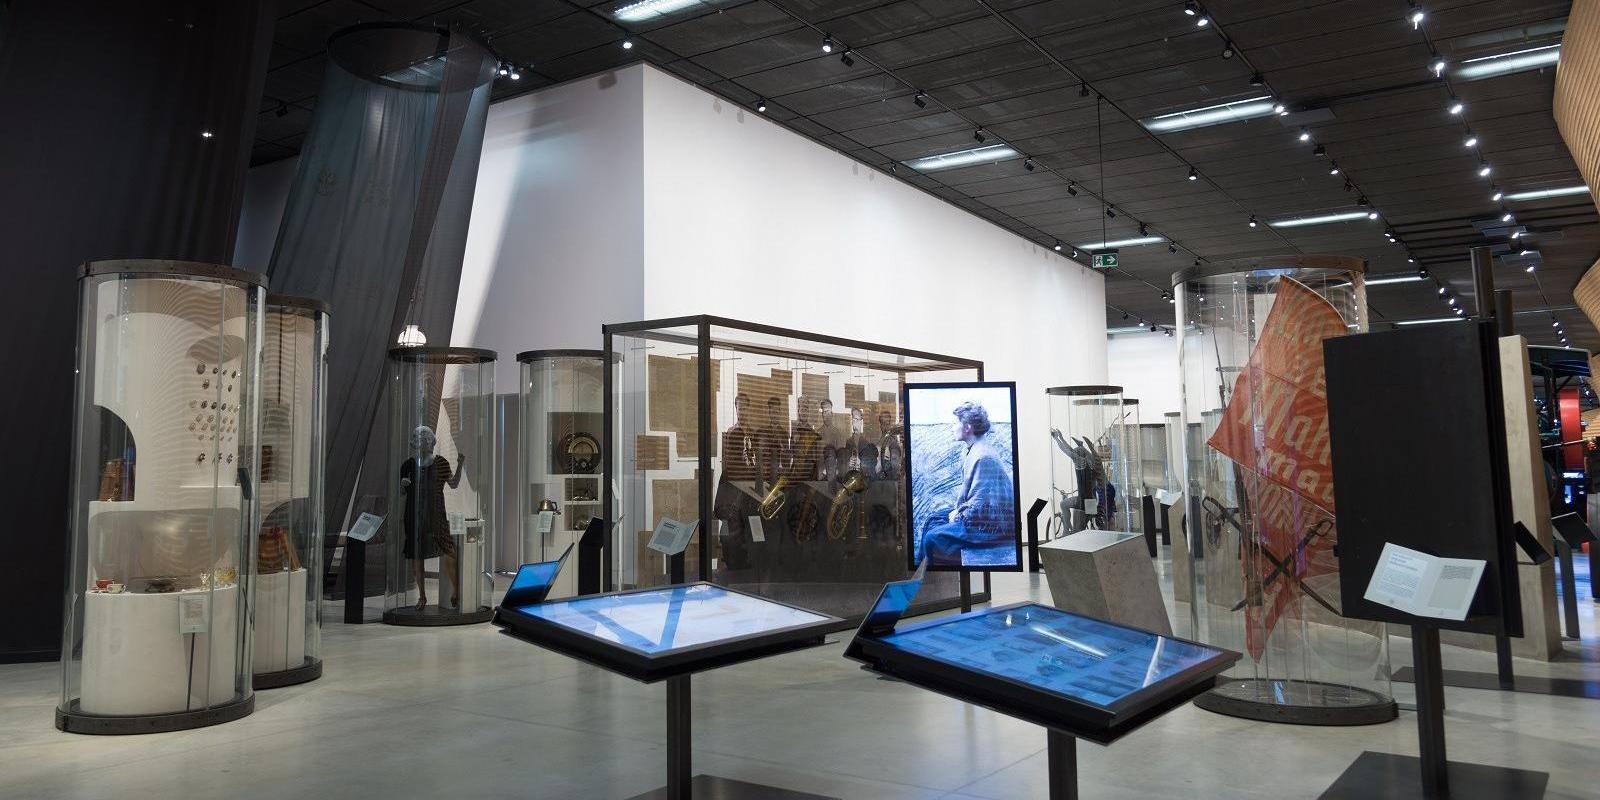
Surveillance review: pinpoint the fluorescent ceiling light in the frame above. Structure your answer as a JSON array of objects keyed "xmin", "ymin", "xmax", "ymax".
[
  {"xmin": 1504, "ymin": 185, "xmax": 1589, "ymax": 201},
  {"xmin": 904, "ymin": 144, "xmax": 1019, "ymax": 171},
  {"xmin": 612, "ymin": 0, "xmax": 705, "ymax": 22},
  {"xmin": 1074, "ymin": 236, "xmax": 1165, "ymax": 249},
  {"xmin": 1365, "ymin": 274, "xmax": 1427, "ymax": 286},
  {"xmin": 1267, "ymin": 210, "xmax": 1373, "ymax": 228},
  {"xmin": 1142, "ymin": 96, "xmax": 1276, "ymax": 132},
  {"xmin": 1455, "ymin": 44, "xmax": 1560, "ymax": 80},
  {"xmin": 1395, "ymin": 317, "xmax": 1467, "ymax": 326}
]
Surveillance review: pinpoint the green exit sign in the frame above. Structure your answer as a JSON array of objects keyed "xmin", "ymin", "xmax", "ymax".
[{"xmin": 1091, "ymin": 251, "xmax": 1119, "ymax": 269}]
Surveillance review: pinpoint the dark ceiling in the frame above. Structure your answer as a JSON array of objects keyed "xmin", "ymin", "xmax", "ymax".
[{"xmin": 254, "ymin": 0, "xmax": 1599, "ymax": 350}]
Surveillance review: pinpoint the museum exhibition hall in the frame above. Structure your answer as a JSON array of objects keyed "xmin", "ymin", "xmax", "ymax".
[{"xmin": 4, "ymin": 0, "xmax": 1600, "ymax": 798}]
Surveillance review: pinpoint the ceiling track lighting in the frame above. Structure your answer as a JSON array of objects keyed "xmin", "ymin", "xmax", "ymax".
[
  {"xmin": 509, "ymin": 66, "xmax": 522, "ymax": 80},
  {"xmin": 1023, "ymin": 157, "xmax": 1036, "ymax": 172},
  {"xmin": 1249, "ymin": 72, "xmax": 1265, "ymax": 86},
  {"xmin": 1221, "ymin": 42, "xmax": 1235, "ymax": 59},
  {"xmin": 1079, "ymin": 82, "xmax": 1091, "ymax": 98},
  {"xmin": 1491, "ymin": 189, "xmax": 1504, "ymax": 201},
  {"xmin": 1329, "ymin": 162, "xmax": 1341, "ymax": 175},
  {"xmin": 1432, "ymin": 59, "xmax": 1446, "ymax": 77},
  {"xmin": 840, "ymin": 49, "xmax": 855, "ymax": 67},
  {"xmin": 1106, "ymin": 206, "xmax": 1117, "ymax": 219},
  {"xmin": 822, "ymin": 35, "xmax": 834, "ymax": 54},
  {"xmin": 1464, "ymin": 133, "xmax": 1478, "ymax": 148},
  {"xmin": 1478, "ymin": 162, "xmax": 1492, "ymax": 177},
  {"xmin": 1448, "ymin": 99, "xmax": 1464, "ymax": 115},
  {"xmin": 1367, "ymin": 211, "xmax": 1379, "ymax": 220},
  {"xmin": 1071, "ymin": 247, "xmax": 1080, "ymax": 258},
  {"xmin": 1357, "ymin": 194, "xmax": 1370, "ymax": 206},
  {"xmin": 973, "ymin": 128, "xmax": 987, "ymax": 144},
  {"xmin": 497, "ymin": 63, "xmax": 509, "ymax": 77},
  {"xmin": 621, "ymin": 38, "xmax": 634, "ymax": 50},
  {"xmin": 1408, "ymin": 2, "xmax": 1425, "ymax": 29},
  {"xmin": 1343, "ymin": 178, "xmax": 1354, "ymax": 191},
  {"xmin": 1066, "ymin": 182, "xmax": 1078, "ymax": 196},
  {"xmin": 1053, "ymin": 240, "xmax": 1063, "ymax": 252},
  {"xmin": 913, "ymin": 91, "xmax": 927, "ymax": 108},
  {"xmin": 1138, "ymin": 222, "xmax": 1149, "ymax": 236},
  {"xmin": 1184, "ymin": 1, "xmax": 1199, "ymax": 16},
  {"xmin": 1197, "ymin": 13, "xmax": 1210, "ymax": 27},
  {"xmin": 1273, "ymin": 102, "xmax": 1288, "ymax": 116},
  {"xmin": 755, "ymin": 98, "xmax": 768, "ymax": 113},
  {"xmin": 200, "ymin": 130, "xmax": 214, "ymax": 139},
  {"xmin": 1187, "ymin": 166, "xmax": 1199, "ymax": 181},
  {"xmin": 1313, "ymin": 144, "xmax": 1327, "ymax": 157},
  {"xmin": 1299, "ymin": 128, "xmax": 1311, "ymax": 142},
  {"xmin": 1248, "ymin": 214, "xmax": 1258, "ymax": 228},
  {"xmin": 1501, "ymin": 209, "xmax": 1513, "ymax": 222}
]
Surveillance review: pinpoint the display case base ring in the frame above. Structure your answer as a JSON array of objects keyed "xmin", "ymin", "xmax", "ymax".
[
  {"xmin": 1194, "ymin": 678, "xmax": 1397, "ymax": 726},
  {"xmin": 55, "ymin": 695, "xmax": 255, "ymax": 735},
  {"xmin": 381, "ymin": 606, "xmax": 494, "ymax": 626},
  {"xmin": 252, "ymin": 659, "xmax": 323, "ymax": 690}
]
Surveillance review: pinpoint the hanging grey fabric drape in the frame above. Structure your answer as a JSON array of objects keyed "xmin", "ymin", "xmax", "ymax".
[{"xmin": 264, "ymin": 23, "xmax": 495, "ymax": 595}]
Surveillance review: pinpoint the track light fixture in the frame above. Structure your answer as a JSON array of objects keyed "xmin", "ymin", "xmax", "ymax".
[
  {"xmin": 1169, "ymin": 243, "xmax": 1178, "ymax": 254},
  {"xmin": 1313, "ymin": 144, "xmax": 1327, "ymax": 157},
  {"xmin": 1343, "ymin": 177, "xmax": 1354, "ymax": 191},
  {"xmin": 1432, "ymin": 59, "xmax": 1446, "ymax": 77},
  {"xmin": 1299, "ymin": 128, "xmax": 1311, "ymax": 142},
  {"xmin": 1248, "ymin": 215, "xmax": 1258, "ymax": 228},
  {"xmin": 1464, "ymin": 133, "xmax": 1478, "ymax": 148},
  {"xmin": 1197, "ymin": 12, "xmax": 1210, "ymax": 27},
  {"xmin": 1184, "ymin": 1, "xmax": 1199, "ymax": 16},
  {"xmin": 1438, "ymin": 286, "xmax": 1447, "ymax": 296},
  {"xmin": 498, "ymin": 63, "xmax": 509, "ymax": 77},
  {"xmin": 1221, "ymin": 41, "xmax": 1235, "ymax": 59},
  {"xmin": 1106, "ymin": 206, "xmax": 1116, "ymax": 219},
  {"xmin": 1024, "ymin": 157, "xmax": 1036, "ymax": 172},
  {"xmin": 913, "ymin": 91, "xmax": 927, "ymax": 108},
  {"xmin": 1501, "ymin": 209, "xmax": 1512, "ymax": 222},
  {"xmin": 1329, "ymin": 162, "xmax": 1340, "ymax": 175},
  {"xmin": 1079, "ymin": 82, "xmax": 1090, "ymax": 98},
  {"xmin": 1187, "ymin": 166, "xmax": 1198, "ymax": 181},
  {"xmin": 1139, "ymin": 222, "xmax": 1149, "ymax": 236},
  {"xmin": 1066, "ymin": 182, "xmax": 1078, "ymax": 196},
  {"xmin": 1448, "ymin": 99, "xmax": 1464, "ymax": 115},
  {"xmin": 822, "ymin": 35, "xmax": 834, "ymax": 54},
  {"xmin": 1357, "ymin": 194, "xmax": 1369, "ymax": 206},
  {"xmin": 1122, "ymin": 311, "xmax": 1130, "ymax": 320},
  {"xmin": 1529, "ymin": 264, "xmax": 1539, "ymax": 273},
  {"xmin": 973, "ymin": 128, "xmax": 986, "ymax": 144},
  {"xmin": 1478, "ymin": 162, "xmax": 1492, "ymax": 177},
  {"xmin": 755, "ymin": 98, "xmax": 767, "ymax": 113},
  {"xmin": 509, "ymin": 66, "xmax": 522, "ymax": 80},
  {"xmin": 1491, "ymin": 189, "xmax": 1503, "ymax": 201},
  {"xmin": 1053, "ymin": 240, "xmax": 1063, "ymax": 252},
  {"xmin": 1408, "ymin": 2, "xmax": 1424, "ymax": 29},
  {"xmin": 622, "ymin": 38, "xmax": 634, "ymax": 50},
  {"xmin": 1367, "ymin": 211, "xmax": 1379, "ymax": 220},
  {"xmin": 1249, "ymin": 72, "xmax": 1265, "ymax": 86},
  {"xmin": 840, "ymin": 49, "xmax": 854, "ymax": 67}
]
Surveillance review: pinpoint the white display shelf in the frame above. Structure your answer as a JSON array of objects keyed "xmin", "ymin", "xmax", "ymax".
[{"xmin": 80, "ymin": 583, "xmax": 241, "ymax": 715}]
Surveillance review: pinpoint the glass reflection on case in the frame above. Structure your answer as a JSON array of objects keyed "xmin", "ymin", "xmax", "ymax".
[
  {"xmin": 513, "ymin": 583, "xmax": 830, "ymax": 655},
  {"xmin": 879, "ymin": 604, "xmax": 1226, "ymax": 709}
]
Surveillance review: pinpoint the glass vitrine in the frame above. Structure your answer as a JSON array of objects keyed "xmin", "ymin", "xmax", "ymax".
[
  {"xmin": 1174, "ymin": 255, "xmax": 1394, "ymax": 724},
  {"xmin": 60, "ymin": 260, "xmax": 264, "ymax": 733},
  {"xmin": 384, "ymin": 347, "xmax": 496, "ymax": 625},
  {"xmin": 517, "ymin": 350, "xmax": 605, "ymax": 600},
  {"xmin": 1046, "ymin": 386, "xmax": 1137, "ymax": 535},
  {"xmin": 253, "ymin": 295, "xmax": 328, "ymax": 689},
  {"xmin": 603, "ymin": 316, "xmax": 983, "ymax": 622}
]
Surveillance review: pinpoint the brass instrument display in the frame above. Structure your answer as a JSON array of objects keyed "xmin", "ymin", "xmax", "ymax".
[
  {"xmin": 759, "ymin": 475, "xmax": 790, "ymax": 519},
  {"xmin": 827, "ymin": 470, "xmax": 869, "ymax": 540},
  {"xmin": 790, "ymin": 490, "xmax": 819, "ymax": 543}
]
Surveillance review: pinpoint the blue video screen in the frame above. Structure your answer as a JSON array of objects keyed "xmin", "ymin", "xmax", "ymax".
[
  {"xmin": 905, "ymin": 383, "xmax": 1022, "ymax": 570},
  {"xmin": 879, "ymin": 604, "xmax": 1225, "ymax": 708},
  {"xmin": 511, "ymin": 584, "xmax": 830, "ymax": 655}
]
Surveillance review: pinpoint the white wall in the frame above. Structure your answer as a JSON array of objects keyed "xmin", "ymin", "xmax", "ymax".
[
  {"xmin": 1107, "ymin": 331, "xmax": 1182, "ymax": 418},
  {"xmin": 453, "ymin": 69, "xmax": 646, "ymax": 389},
  {"xmin": 636, "ymin": 66, "xmax": 1106, "ymax": 509}
]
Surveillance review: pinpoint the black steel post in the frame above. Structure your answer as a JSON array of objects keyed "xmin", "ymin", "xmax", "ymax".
[
  {"xmin": 696, "ymin": 319, "xmax": 712, "ymax": 583},
  {"xmin": 343, "ymin": 537, "xmax": 365, "ymax": 624},
  {"xmin": 666, "ymin": 674, "xmax": 692, "ymax": 800},
  {"xmin": 1047, "ymin": 729, "xmax": 1078, "ymax": 800},
  {"xmin": 1470, "ymin": 246, "xmax": 1495, "ymax": 320},
  {"xmin": 1557, "ymin": 541, "xmax": 1581, "ymax": 638},
  {"xmin": 959, "ymin": 571, "xmax": 972, "ymax": 613},
  {"xmin": 1494, "ymin": 290, "xmax": 1515, "ymax": 335},
  {"xmin": 1026, "ymin": 498, "xmax": 1046, "ymax": 572},
  {"xmin": 1411, "ymin": 626, "xmax": 1449, "ymax": 797}
]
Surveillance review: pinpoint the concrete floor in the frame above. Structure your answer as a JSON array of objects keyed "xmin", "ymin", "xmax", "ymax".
[{"xmin": 2, "ymin": 569, "xmax": 1597, "ymax": 800}]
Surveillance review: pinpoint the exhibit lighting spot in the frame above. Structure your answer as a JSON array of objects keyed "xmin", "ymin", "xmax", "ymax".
[
  {"xmin": 1456, "ymin": 44, "xmax": 1561, "ymax": 80},
  {"xmin": 1267, "ymin": 210, "xmax": 1372, "ymax": 228},
  {"xmin": 1478, "ymin": 163, "xmax": 1492, "ymax": 177},
  {"xmin": 1492, "ymin": 189, "xmax": 1504, "ymax": 201},
  {"xmin": 1409, "ymin": 3, "xmax": 1424, "ymax": 29},
  {"xmin": 1505, "ymin": 185, "xmax": 1589, "ymax": 201},
  {"xmin": 1024, "ymin": 157, "xmax": 1036, "ymax": 171},
  {"xmin": 913, "ymin": 91, "xmax": 927, "ymax": 108},
  {"xmin": 509, "ymin": 68, "xmax": 521, "ymax": 80},
  {"xmin": 1464, "ymin": 134, "xmax": 1477, "ymax": 147},
  {"xmin": 1053, "ymin": 240, "xmax": 1063, "ymax": 252},
  {"xmin": 1197, "ymin": 13, "xmax": 1210, "ymax": 27},
  {"xmin": 1184, "ymin": 1, "xmax": 1198, "ymax": 15},
  {"xmin": 821, "ymin": 35, "xmax": 834, "ymax": 53},
  {"xmin": 1299, "ymin": 127, "xmax": 1311, "ymax": 142},
  {"xmin": 1188, "ymin": 166, "xmax": 1198, "ymax": 180},
  {"xmin": 1432, "ymin": 59, "xmax": 1446, "ymax": 76},
  {"xmin": 1248, "ymin": 215, "xmax": 1258, "ymax": 227},
  {"xmin": 1066, "ymin": 182, "xmax": 1078, "ymax": 196},
  {"xmin": 1367, "ymin": 211, "xmax": 1379, "ymax": 220},
  {"xmin": 1074, "ymin": 236, "xmax": 1164, "ymax": 249},
  {"xmin": 612, "ymin": 0, "xmax": 703, "ymax": 22},
  {"xmin": 1501, "ymin": 210, "xmax": 1513, "ymax": 222},
  {"xmin": 1141, "ymin": 96, "xmax": 1275, "ymax": 132},
  {"xmin": 904, "ymin": 144, "xmax": 1019, "ymax": 171},
  {"xmin": 755, "ymin": 98, "xmax": 767, "ymax": 113},
  {"xmin": 1365, "ymin": 274, "xmax": 1426, "ymax": 286},
  {"xmin": 200, "ymin": 130, "xmax": 214, "ymax": 139},
  {"xmin": 974, "ymin": 128, "xmax": 987, "ymax": 143},
  {"xmin": 1449, "ymin": 100, "xmax": 1464, "ymax": 115},
  {"xmin": 621, "ymin": 38, "xmax": 634, "ymax": 49},
  {"xmin": 1329, "ymin": 162, "xmax": 1340, "ymax": 175},
  {"xmin": 840, "ymin": 49, "xmax": 855, "ymax": 67}
]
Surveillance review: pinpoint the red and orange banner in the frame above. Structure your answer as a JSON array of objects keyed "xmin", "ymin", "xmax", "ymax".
[{"xmin": 1206, "ymin": 277, "xmax": 1347, "ymax": 658}]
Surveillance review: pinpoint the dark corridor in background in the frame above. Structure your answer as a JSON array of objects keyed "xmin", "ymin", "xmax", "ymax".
[{"xmin": 0, "ymin": 0, "xmax": 274, "ymax": 662}]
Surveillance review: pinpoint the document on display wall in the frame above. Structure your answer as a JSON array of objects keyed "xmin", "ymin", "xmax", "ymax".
[
  {"xmin": 1362, "ymin": 542, "xmax": 1487, "ymax": 621},
  {"xmin": 647, "ymin": 517, "xmax": 696, "ymax": 556}
]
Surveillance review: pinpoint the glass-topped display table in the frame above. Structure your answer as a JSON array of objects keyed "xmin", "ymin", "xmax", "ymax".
[
  {"xmin": 495, "ymin": 576, "xmax": 843, "ymax": 799},
  {"xmin": 846, "ymin": 579, "xmax": 1238, "ymax": 798}
]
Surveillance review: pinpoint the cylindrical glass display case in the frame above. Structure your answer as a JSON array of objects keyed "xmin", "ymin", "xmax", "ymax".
[
  {"xmin": 253, "ymin": 295, "xmax": 329, "ymax": 689},
  {"xmin": 1174, "ymin": 255, "xmax": 1394, "ymax": 724},
  {"xmin": 384, "ymin": 346, "xmax": 496, "ymax": 625},
  {"xmin": 516, "ymin": 350, "xmax": 605, "ymax": 599},
  {"xmin": 60, "ymin": 260, "xmax": 264, "ymax": 734},
  {"xmin": 1121, "ymin": 398, "xmax": 1144, "ymax": 532},
  {"xmin": 1046, "ymin": 386, "xmax": 1137, "ymax": 535}
]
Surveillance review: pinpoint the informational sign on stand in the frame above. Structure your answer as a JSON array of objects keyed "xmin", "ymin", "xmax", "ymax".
[
  {"xmin": 178, "ymin": 593, "xmax": 209, "ymax": 634},
  {"xmin": 347, "ymin": 512, "xmax": 383, "ymax": 543},
  {"xmin": 534, "ymin": 511, "xmax": 556, "ymax": 535},
  {"xmin": 647, "ymin": 517, "xmax": 696, "ymax": 556},
  {"xmin": 1363, "ymin": 543, "xmax": 1486, "ymax": 621}
]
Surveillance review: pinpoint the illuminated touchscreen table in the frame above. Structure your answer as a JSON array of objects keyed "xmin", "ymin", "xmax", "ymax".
[
  {"xmin": 495, "ymin": 580, "xmax": 842, "ymax": 799},
  {"xmin": 847, "ymin": 584, "xmax": 1238, "ymax": 799}
]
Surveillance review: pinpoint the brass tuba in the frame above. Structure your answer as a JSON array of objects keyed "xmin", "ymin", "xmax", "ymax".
[
  {"xmin": 759, "ymin": 475, "xmax": 790, "ymax": 519},
  {"xmin": 826, "ymin": 470, "xmax": 870, "ymax": 540}
]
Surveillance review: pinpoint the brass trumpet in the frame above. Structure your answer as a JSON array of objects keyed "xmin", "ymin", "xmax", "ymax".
[
  {"xmin": 759, "ymin": 475, "xmax": 790, "ymax": 519},
  {"xmin": 826, "ymin": 470, "xmax": 870, "ymax": 540}
]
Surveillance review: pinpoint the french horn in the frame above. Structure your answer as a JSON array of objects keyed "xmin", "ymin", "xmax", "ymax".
[{"xmin": 827, "ymin": 470, "xmax": 869, "ymax": 540}]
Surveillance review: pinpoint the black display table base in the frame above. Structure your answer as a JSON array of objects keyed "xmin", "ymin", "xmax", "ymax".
[
  {"xmin": 381, "ymin": 605, "xmax": 493, "ymax": 626},
  {"xmin": 1194, "ymin": 678, "xmax": 1397, "ymax": 725},
  {"xmin": 625, "ymin": 775, "xmax": 837, "ymax": 800},
  {"xmin": 56, "ymin": 695, "xmax": 254, "ymax": 735},
  {"xmin": 1319, "ymin": 751, "xmax": 1548, "ymax": 799},
  {"xmin": 252, "ymin": 658, "xmax": 323, "ymax": 690},
  {"xmin": 1392, "ymin": 667, "xmax": 1600, "ymax": 700}
]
